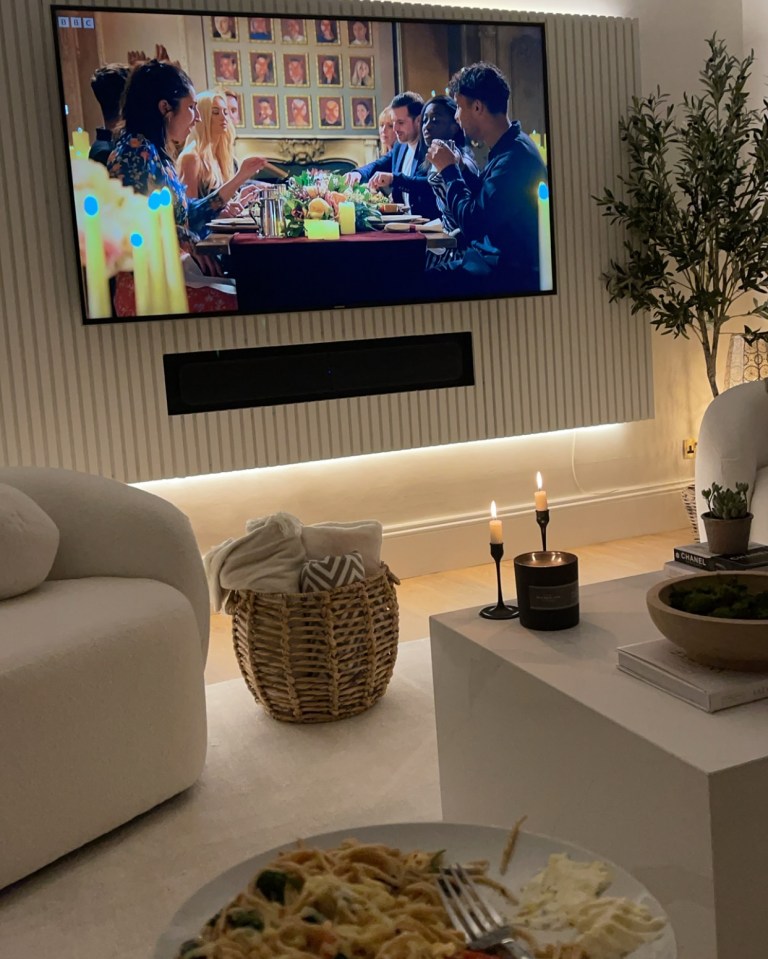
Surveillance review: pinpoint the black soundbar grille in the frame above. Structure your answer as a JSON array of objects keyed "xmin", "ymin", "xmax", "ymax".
[{"xmin": 163, "ymin": 332, "xmax": 474, "ymax": 415}]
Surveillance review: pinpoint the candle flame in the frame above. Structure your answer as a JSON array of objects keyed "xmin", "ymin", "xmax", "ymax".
[
  {"xmin": 490, "ymin": 500, "xmax": 497, "ymax": 519},
  {"xmin": 536, "ymin": 471, "xmax": 543, "ymax": 490}
]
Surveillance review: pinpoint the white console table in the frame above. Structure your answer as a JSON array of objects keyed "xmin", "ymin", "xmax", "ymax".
[{"xmin": 430, "ymin": 572, "xmax": 768, "ymax": 959}]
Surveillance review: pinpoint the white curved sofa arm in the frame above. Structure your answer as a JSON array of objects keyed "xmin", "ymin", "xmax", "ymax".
[
  {"xmin": 0, "ymin": 467, "xmax": 209, "ymax": 658},
  {"xmin": 694, "ymin": 380, "xmax": 768, "ymax": 538}
]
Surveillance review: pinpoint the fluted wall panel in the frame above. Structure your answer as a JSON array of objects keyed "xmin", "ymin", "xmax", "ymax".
[{"xmin": 0, "ymin": 0, "xmax": 644, "ymax": 482}]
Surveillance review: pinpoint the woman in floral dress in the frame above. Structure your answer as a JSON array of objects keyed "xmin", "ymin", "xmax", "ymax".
[{"xmin": 108, "ymin": 60, "xmax": 267, "ymax": 315}]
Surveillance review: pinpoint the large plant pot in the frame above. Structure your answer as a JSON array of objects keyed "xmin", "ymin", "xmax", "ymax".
[{"xmin": 701, "ymin": 512, "xmax": 753, "ymax": 556}]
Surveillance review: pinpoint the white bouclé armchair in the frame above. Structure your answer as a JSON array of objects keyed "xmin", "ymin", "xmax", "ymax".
[{"xmin": 0, "ymin": 467, "xmax": 210, "ymax": 889}]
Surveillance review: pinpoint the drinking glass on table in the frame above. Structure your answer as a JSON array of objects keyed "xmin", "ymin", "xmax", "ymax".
[{"xmin": 224, "ymin": 181, "xmax": 267, "ymax": 217}]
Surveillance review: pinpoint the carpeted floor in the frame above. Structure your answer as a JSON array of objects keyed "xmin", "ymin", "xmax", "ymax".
[{"xmin": 0, "ymin": 639, "xmax": 440, "ymax": 959}]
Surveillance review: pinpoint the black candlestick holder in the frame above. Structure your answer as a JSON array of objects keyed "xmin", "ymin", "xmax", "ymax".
[
  {"xmin": 536, "ymin": 509, "xmax": 550, "ymax": 551},
  {"xmin": 480, "ymin": 542, "xmax": 519, "ymax": 619}
]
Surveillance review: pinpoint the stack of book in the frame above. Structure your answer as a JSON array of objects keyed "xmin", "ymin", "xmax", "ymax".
[
  {"xmin": 617, "ymin": 639, "xmax": 768, "ymax": 712},
  {"xmin": 665, "ymin": 542, "xmax": 768, "ymax": 577}
]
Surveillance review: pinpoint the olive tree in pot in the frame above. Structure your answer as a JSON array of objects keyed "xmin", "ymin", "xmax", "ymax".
[
  {"xmin": 594, "ymin": 36, "xmax": 768, "ymax": 398},
  {"xmin": 700, "ymin": 481, "xmax": 752, "ymax": 554}
]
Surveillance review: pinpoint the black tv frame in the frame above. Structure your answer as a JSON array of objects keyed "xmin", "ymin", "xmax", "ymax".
[{"xmin": 51, "ymin": 3, "xmax": 556, "ymax": 325}]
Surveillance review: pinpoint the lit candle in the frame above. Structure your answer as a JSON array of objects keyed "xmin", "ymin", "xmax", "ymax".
[
  {"xmin": 72, "ymin": 127, "xmax": 90, "ymax": 156},
  {"xmin": 489, "ymin": 500, "xmax": 503, "ymax": 544},
  {"xmin": 338, "ymin": 200, "xmax": 356, "ymax": 235},
  {"xmin": 130, "ymin": 232, "xmax": 152, "ymax": 315},
  {"xmin": 82, "ymin": 195, "xmax": 111, "ymax": 318},
  {"xmin": 158, "ymin": 186, "xmax": 188, "ymax": 314},
  {"xmin": 146, "ymin": 192, "xmax": 168, "ymax": 314},
  {"xmin": 535, "ymin": 472, "xmax": 548, "ymax": 511},
  {"xmin": 537, "ymin": 181, "xmax": 553, "ymax": 292},
  {"xmin": 305, "ymin": 219, "xmax": 340, "ymax": 240}
]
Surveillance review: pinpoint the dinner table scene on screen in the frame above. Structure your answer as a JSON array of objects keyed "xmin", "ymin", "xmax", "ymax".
[{"xmin": 53, "ymin": 7, "xmax": 554, "ymax": 322}]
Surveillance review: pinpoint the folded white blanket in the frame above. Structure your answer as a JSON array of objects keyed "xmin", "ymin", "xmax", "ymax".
[
  {"xmin": 203, "ymin": 511, "xmax": 306, "ymax": 612},
  {"xmin": 302, "ymin": 520, "xmax": 383, "ymax": 576}
]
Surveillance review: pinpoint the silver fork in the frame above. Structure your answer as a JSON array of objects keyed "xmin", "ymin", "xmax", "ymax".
[{"xmin": 438, "ymin": 863, "xmax": 535, "ymax": 959}]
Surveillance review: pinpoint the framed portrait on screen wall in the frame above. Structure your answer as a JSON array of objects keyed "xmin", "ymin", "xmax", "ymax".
[
  {"xmin": 248, "ymin": 17, "xmax": 273, "ymax": 41},
  {"xmin": 280, "ymin": 18, "xmax": 307, "ymax": 43},
  {"xmin": 283, "ymin": 53, "xmax": 309, "ymax": 86},
  {"xmin": 317, "ymin": 54, "xmax": 341, "ymax": 86},
  {"xmin": 250, "ymin": 51, "xmax": 275, "ymax": 85},
  {"xmin": 286, "ymin": 95, "xmax": 312, "ymax": 128},
  {"xmin": 319, "ymin": 96, "xmax": 344, "ymax": 128},
  {"xmin": 349, "ymin": 55, "xmax": 374, "ymax": 87},
  {"xmin": 213, "ymin": 50, "xmax": 241, "ymax": 85},
  {"xmin": 347, "ymin": 19, "xmax": 371, "ymax": 45},
  {"xmin": 211, "ymin": 15, "xmax": 237, "ymax": 40},
  {"xmin": 315, "ymin": 18, "xmax": 339, "ymax": 43},
  {"xmin": 253, "ymin": 94, "xmax": 279, "ymax": 128},
  {"xmin": 351, "ymin": 96, "xmax": 375, "ymax": 128}
]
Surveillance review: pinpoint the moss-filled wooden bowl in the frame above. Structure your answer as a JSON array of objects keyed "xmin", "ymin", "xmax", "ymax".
[{"xmin": 646, "ymin": 572, "xmax": 768, "ymax": 670}]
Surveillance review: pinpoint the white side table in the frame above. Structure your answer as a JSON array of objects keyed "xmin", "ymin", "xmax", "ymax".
[{"xmin": 430, "ymin": 571, "xmax": 768, "ymax": 959}]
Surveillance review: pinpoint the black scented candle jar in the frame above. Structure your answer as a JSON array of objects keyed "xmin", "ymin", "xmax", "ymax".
[{"xmin": 513, "ymin": 551, "xmax": 579, "ymax": 630}]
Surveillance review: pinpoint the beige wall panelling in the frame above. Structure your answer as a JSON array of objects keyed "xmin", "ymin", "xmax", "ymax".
[{"xmin": 1, "ymin": 1, "xmax": 644, "ymax": 482}]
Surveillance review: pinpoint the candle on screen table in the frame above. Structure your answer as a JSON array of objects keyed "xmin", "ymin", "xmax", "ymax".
[
  {"xmin": 305, "ymin": 219, "xmax": 340, "ymax": 240},
  {"xmin": 158, "ymin": 187, "xmax": 188, "ymax": 314},
  {"xmin": 130, "ymin": 232, "xmax": 152, "ymax": 315},
  {"xmin": 146, "ymin": 192, "xmax": 169, "ymax": 314},
  {"xmin": 82, "ymin": 195, "xmax": 111, "ymax": 318},
  {"xmin": 534, "ymin": 472, "xmax": 548, "ymax": 511},
  {"xmin": 338, "ymin": 201, "xmax": 356, "ymax": 235},
  {"xmin": 537, "ymin": 181, "xmax": 553, "ymax": 292},
  {"xmin": 72, "ymin": 127, "xmax": 90, "ymax": 156},
  {"xmin": 489, "ymin": 500, "xmax": 503, "ymax": 544}
]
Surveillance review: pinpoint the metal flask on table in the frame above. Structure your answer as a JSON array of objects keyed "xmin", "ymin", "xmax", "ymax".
[{"xmin": 250, "ymin": 187, "xmax": 287, "ymax": 238}]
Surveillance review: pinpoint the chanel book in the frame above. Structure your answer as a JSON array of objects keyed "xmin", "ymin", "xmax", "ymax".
[
  {"xmin": 617, "ymin": 639, "xmax": 768, "ymax": 712},
  {"xmin": 673, "ymin": 541, "xmax": 768, "ymax": 571}
]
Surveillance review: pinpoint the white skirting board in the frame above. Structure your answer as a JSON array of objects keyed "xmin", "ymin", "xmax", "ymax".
[{"xmin": 382, "ymin": 482, "xmax": 689, "ymax": 578}]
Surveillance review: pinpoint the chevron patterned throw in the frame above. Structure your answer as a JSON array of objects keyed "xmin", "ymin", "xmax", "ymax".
[{"xmin": 300, "ymin": 550, "xmax": 366, "ymax": 592}]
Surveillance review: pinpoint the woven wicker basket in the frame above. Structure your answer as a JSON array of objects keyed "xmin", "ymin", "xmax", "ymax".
[{"xmin": 226, "ymin": 566, "xmax": 399, "ymax": 723}]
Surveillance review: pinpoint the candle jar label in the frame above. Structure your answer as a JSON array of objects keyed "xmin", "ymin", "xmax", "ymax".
[{"xmin": 528, "ymin": 582, "xmax": 579, "ymax": 611}]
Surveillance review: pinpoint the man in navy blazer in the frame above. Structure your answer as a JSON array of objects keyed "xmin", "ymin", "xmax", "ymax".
[{"xmin": 346, "ymin": 92, "xmax": 438, "ymax": 220}]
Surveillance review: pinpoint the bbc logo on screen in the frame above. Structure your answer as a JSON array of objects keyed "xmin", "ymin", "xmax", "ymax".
[{"xmin": 57, "ymin": 16, "xmax": 95, "ymax": 29}]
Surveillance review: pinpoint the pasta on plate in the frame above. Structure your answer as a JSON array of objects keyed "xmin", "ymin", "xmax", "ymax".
[
  {"xmin": 173, "ymin": 834, "xmax": 667, "ymax": 959},
  {"xmin": 175, "ymin": 839, "xmax": 466, "ymax": 959}
]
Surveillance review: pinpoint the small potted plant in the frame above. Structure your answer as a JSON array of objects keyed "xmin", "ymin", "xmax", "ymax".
[{"xmin": 700, "ymin": 481, "xmax": 752, "ymax": 555}]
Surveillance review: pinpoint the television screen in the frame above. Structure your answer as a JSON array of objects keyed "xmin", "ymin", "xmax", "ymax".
[{"xmin": 52, "ymin": 6, "xmax": 554, "ymax": 322}]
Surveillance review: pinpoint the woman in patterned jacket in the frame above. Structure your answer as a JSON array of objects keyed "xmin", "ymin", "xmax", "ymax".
[{"xmin": 107, "ymin": 60, "xmax": 267, "ymax": 314}]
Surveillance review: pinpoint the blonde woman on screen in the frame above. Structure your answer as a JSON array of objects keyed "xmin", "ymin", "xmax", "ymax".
[
  {"xmin": 177, "ymin": 90, "xmax": 236, "ymax": 198},
  {"xmin": 177, "ymin": 90, "xmax": 262, "ymax": 213}
]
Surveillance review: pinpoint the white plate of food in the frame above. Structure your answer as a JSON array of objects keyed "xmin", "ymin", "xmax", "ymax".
[
  {"xmin": 371, "ymin": 213, "xmax": 425, "ymax": 223},
  {"xmin": 206, "ymin": 217, "xmax": 260, "ymax": 231},
  {"xmin": 153, "ymin": 821, "xmax": 676, "ymax": 959}
]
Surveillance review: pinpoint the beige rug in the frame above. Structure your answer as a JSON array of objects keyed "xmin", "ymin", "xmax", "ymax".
[{"xmin": 0, "ymin": 639, "xmax": 440, "ymax": 959}]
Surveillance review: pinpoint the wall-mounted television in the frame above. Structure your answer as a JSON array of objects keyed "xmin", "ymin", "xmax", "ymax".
[{"xmin": 52, "ymin": 5, "xmax": 555, "ymax": 323}]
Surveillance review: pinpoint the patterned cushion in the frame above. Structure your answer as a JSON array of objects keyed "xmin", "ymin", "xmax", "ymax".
[{"xmin": 300, "ymin": 550, "xmax": 365, "ymax": 593}]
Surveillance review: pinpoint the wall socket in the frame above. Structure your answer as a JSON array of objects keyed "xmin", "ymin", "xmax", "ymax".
[{"xmin": 683, "ymin": 437, "xmax": 698, "ymax": 459}]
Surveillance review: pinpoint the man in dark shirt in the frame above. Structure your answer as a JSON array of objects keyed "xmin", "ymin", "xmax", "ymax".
[
  {"xmin": 426, "ymin": 61, "xmax": 548, "ymax": 295},
  {"xmin": 88, "ymin": 63, "xmax": 129, "ymax": 166}
]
